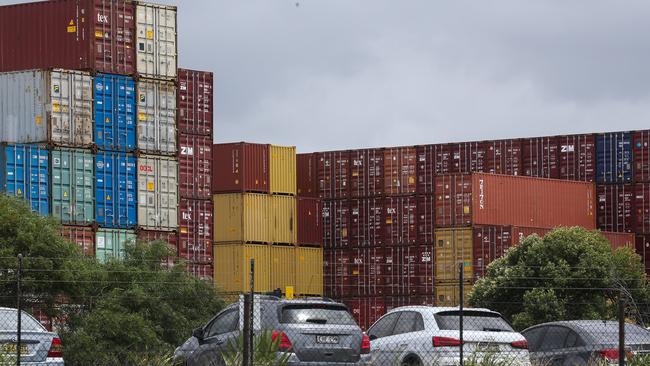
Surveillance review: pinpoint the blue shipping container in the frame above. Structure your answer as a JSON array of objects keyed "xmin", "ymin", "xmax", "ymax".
[
  {"xmin": 95, "ymin": 151, "xmax": 137, "ymax": 228},
  {"xmin": 94, "ymin": 74, "xmax": 136, "ymax": 151},
  {"xmin": 596, "ymin": 132, "xmax": 633, "ymax": 183},
  {"xmin": 0, "ymin": 144, "xmax": 49, "ymax": 215}
]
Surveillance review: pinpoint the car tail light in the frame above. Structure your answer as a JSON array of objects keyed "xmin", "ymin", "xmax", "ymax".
[
  {"xmin": 271, "ymin": 331, "xmax": 293, "ymax": 352},
  {"xmin": 361, "ymin": 333, "xmax": 371, "ymax": 354},
  {"xmin": 510, "ymin": 340, "xmax": 528, "ymax": 349},
  {"xmin": 598, "ymin": 348, "xmax": 632, "ymax": 361},
  {"xmin": 432, "ymin": 336, "xmax": 464, "ymax": 347},
  {"xmin": 48, "ymin": 337, "xmax": 63, "ymax": 358}
]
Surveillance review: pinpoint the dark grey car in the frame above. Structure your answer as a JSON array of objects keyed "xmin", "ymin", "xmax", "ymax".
[
  {"xmin": 522, "ymin": 320, "xmax": 650, "ymax": 366},
  {"xmin": 174, "ymin": 296, "xmax": 372, "ymax": 366}
]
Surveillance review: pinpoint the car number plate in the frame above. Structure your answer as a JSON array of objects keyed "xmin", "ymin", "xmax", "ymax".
[
  {"xmin": 1, "ymin": 343, "xmax": 28, "ymax": 354},
  {"xmin": 477, "ymin": 343, "xmax": 500, "ymax": 353},
  {"xmin": 316, "ymin": 335, "xmax": 339, "ymax": 344}
]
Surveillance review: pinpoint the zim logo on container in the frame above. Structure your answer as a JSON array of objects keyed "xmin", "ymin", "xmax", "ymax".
[
  {"xmin": 180, "ymin": 146, "xmax": 194, "ymax": 155},
  {"xmin": 560, "ymin": 145, "xmax": 575, "ymax": 153},
  {"xmin": 139, "ymin": 165, "xmax": 153, "ymax": 172}
]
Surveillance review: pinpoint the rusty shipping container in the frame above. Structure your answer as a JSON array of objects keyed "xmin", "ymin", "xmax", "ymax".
[
  {"xmin": 0, "ymin": 0, "xmax": 135, "ymax": 75},
  {"xmin": 177, "ymin": 69, "xmax": 213, "ymax": 136},
  {"xmin": 383, "ymin": 147, "xmax": 417, "ymax": 195},
  {"xmin": 383, "ymin": 195, "xmax": 417, "ymax": 246},
  {"xmin": 350, "ymin": 149, "xmax": 384, "ymax": 197},
  {"xmin": 179, "ymin": 134, "xmax": 212, "ymax": 199},
  {"xmin": 635, "ymin": 183, "xmax": 650, "ymax": 234},
  {"xmin": 557, "ymin": 134, "xmax": 596, "ymax": 182},
  {"xmin": 417, "ymin": 194, "xmax": 435, "ymax": 244},
  {"xmin": 322, "ymin": 200, "xmax": 350, "ymax": 249},
  {"xmin": 297, "ymin": 197, "xmax": 322, "ymax": 246},
  {"xmin": 349, "ymin": 197, "xmax": 383, "ymax": 248},
  {"xmin": 597, "ymin": 184, "xmax": 634, "ymax": 233},
  {"xmin": 634, "ymin": 130, "xmax": 650, "ymax": 182},
  {"xmin": 179, "ymin": 198, "xmax": 213, "ymax": 264},
  {"xmin": 485, "ymin": 139, "xmax": 522, "ymax": 176},
  {"xmin": 319, "ymin": 150, "xmax": 350, "ymax": 199},
  {"xmin": 212, "ymin": 142, "xmax": 269, "ymax": 194},
  {"xmin": 522, "ymin": 136, "xmax": 560, "ymax": 179},
  {"xmin": 297, "ymin": 153, "xmax": 319, "ymax": 197},
  {"xmin": 343, "ymin": 297, "xmax": 386, "ymax": 331},
  {"xmin": 60, "ymin": 225, "xmax": 95, "ymax": 256}
]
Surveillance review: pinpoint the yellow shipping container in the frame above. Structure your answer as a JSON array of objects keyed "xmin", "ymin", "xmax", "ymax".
[
  {"xmin": 214, "ymin": 243, "xmax": 271, "ymax": 293},
  {"xmin": 435, "ymin": 281, "xmax": 473, "ymax": 307},
  {"xmin": 295, "ymin": 247, "xmax": 323, "ymax": 296},
  {"xmin": 434, "ymin": 228, "xmax": 473, "ymax": 282},
  {"xmin": 270, "ymin": 145, "xmax": 297, "ymax": 195},
  {"xmin": 213, "ymin": 193, "xmax": 271, "ymax": 243},
  {"xmin": 271, "ymin": 195, "xmax": 297, "ymax": 244},
  {"xmin": 270, "ymin": 245, "xmax": 296, "ymax": 292}
]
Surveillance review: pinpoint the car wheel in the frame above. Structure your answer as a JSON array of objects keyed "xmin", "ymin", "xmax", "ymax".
[{"xmin": 401, "ymin": 355, "xmax": 422, "ymax": 366}]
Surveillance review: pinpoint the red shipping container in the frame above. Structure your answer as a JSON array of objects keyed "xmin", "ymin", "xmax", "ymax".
[
  {"xmin": 178, "ymin": 198, "xmax": 213, "ymax": 263},
  {"xmin": 416, "ymin": 195, "xmax": 435, "ymax": 244},
  {"xmin": 636, "ymin": 235, "xmax": 650, "ymax": 276},
  {"xmin": 384, "ymin": 196, "xmax": 417, "ymax": 245},
  {"xmin": 416, "ymin": 244, "xmax": 435, "ymax": 294},
  {"xmin": 350, "ymin": 197, "xmax": 383, "ymax": 247},
  {"xmin": 597, "ymin": 184, "xmax": 634, "ymax": 233},
  {"xmin": 634, "ymin": 130, "xmax": 650, "ymax": 182},
  {"xmin": 187, "ymin": 263, "xmax": 213, "ymax": 281},
  {"xmin": 319, "ymin": 151, "xmax": 350, "ymax": 199},
  {"xmin": 324, "ymin": 249, "xmax": 352, "ymax": 298},
  {"xmin": 60, "ymin": 226, "xmax": 95, "ymax": 256},
  {"xmin": 297, "ymin": 153, "xmax": 319, "ymax": 197},
  {"xmin": 484, "ymin": 139, "xmax": 522, "ymax": 176},
  {"xmin": 345, "ymin": 248, "xmax": 367, "ymax": 297},
  {"xmin": 434, "ymin": 174, "xmax": 473, "ymax": 227},
  {"xmin": 557, "ymin": 134, "xmax": 596, "ymax": 182},
  {"xmin": 350, "ymin": 149, "xmax": 384, "ymax": 197},
  {"xmin": 601, "ymin": 231, "xmax": 635, "ymax": 250},
  {"xmin": 0, "ymin": 0, "xmax": 135, "ymax": 75},
  {"xmin": 511, "ymin": 226, "xmax": 551, "ymax": 244},
  {"xmin": 343, "ymin": 297, "xmax": 386, "ymax": 331},
  {"xmin": 522, "ymin": 137, "xmax": 560, "ymax": 179},
  {"xmin": 177, "ymin": 69, "xmax": 213, "ymax": 136},
  {"xmin": 322, "ymin": 200, "xmax": 350, "ymax": 249},
  {"xmin": 324, "ymin": 251, "xmax": 334, "ymax": 297},
  {"xmin": 297, "ymin": 197, "xmax": 322, "ymax": 246},
  {"xmin": 416, "ymin": 144, "xmax": 444, "ymax": 193},
  {"xmin": 472, "ymin": 225, "xmax": 512, "ymax": 280},
  {"xmin": 179, "ymin": 134, "xmax": 212, "ymax": 199},
  {"xmin": 137, "ymin": 229, "xmax": 178, "ymax": 268},
  {"xmin": 384, "ymin": 294, "xmax": 436, "ymax": 312},
  {"xmin": 447, "ymin": 141, "xmax": 489, "ymax": 174},
  {"xmin": 383, "ymin": 147, "xmax": 417, "ymax": 195},
  {"xmin": 212, "ymin": 142, "xmax": 269, "ymax": 193},
  {"xmin": 635, "ymin": 183, "xmax": 650, "ymax": 234},
  {"xmin": 383, "ymin": 246, "xmax": 419, "ymax": 296}
]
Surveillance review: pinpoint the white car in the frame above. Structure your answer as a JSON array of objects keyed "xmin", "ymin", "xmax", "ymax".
[{"xmin": 367, "ymin": 306, "xmax": 530, "ymax": 366}]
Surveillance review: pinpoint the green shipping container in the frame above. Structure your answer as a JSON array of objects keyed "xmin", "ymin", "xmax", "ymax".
[
  {"xmin": 51, "ymin": 148, "xmax": 94, "ymax": 224},
  {"xmin": 95, "ymin": 229, "xmax": 136, "ymax": 263}
]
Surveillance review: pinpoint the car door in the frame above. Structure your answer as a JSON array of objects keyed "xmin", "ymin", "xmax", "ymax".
[
  {"xmin": 387, "ymin": 311, "xmax": 426, "ymax": 363},
  {"xmin": 190, "ymin": 307, "xmax": 240, "ymax": 364},
  {"xmin": 535, "ymin": 326, "xmax": 571, "ymax": 366},
  {"xmin": 367, "ymin": 312, "xmax": 400, "ymax": 366}
]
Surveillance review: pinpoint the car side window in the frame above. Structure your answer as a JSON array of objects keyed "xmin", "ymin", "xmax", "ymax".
[
  {"xmin": 565, "ymin": 330, "xmax": 583, "ymax": 348},
  {"xmin": 538, "ymin": 326, "xmax": 570, "ymax": 351},
  {"xmin": 392, "ymin": 311, "xmax": 424, "ymax": 336},
  {"xmin": 523, "ymin": 327, "xmax": 547, "ymax": 352},
  {"xmin": 368, "ymin": 313, "xmax": 400, "ymax": 339},
  {"xmin": 205, "ymin": 309, "xmax": 239, "ymax": 338}
]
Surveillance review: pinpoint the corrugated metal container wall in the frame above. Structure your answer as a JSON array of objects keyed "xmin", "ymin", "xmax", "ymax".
[
  {"xmin": 94, "ymin": 74, "xmax": 136, "ymax": 151},
  {"xmin": 435, "ymin": 282, "xmax": 473, "ymax": 307},
  {"xmin": 417, "ymin": 195, "xmax": 435, "ymax": 243},
  {"xmin": 447, "ymin": 142, "xmax": 489, "ymax": 174},
  {"xmin": 0, "ymin": 0, "xmax": 135, "ymax": 75},
  {"xmin": 212, "ymin": 142, "xmax": 269, "ymax": 193},
  {"xmin": 324, "ymin": 249, "xmax": 351, "ymax": 297},
  {"xmin": 596, "ymin": 132, "xmax": 633, "ymax": 183},
  {"xmin": 188, "ymin": 263, "xmax": 213, "ymax": 281},
  {"xmin": 0, "ymin": 70, "xmax": 93, "ymax": 146},
  {"xmin": 350, "ymin": 197, "xmax": 383, "ymax": 247},
  {"xmin": 472, "ymin": 225, "xmax": 512, "ymax": 280},
  {"xmin": 417, "ymin": 244, "xmax": 435, "ymax": 294},
  {"xmin": 416, "ymin": 145, "xmax": 440, "ymax": 193},
  {"xmin": 634, "ymin": 130, "xmax": 650, "ymax": 182},
  {"xmin": 343, "ymin": 297, "xmax": 385, "ymax": 331},
  {"xmin": 434, "ymin": 174, "xmax": 473, "ymax": 227},
  {"xmin": 350, "ymin": 149, "xmax": 383, "ymax": 197},
  {"xmin": 295, "ymin": 247, "xmax": 323, "ymax": 295},
  {"xmin": 213, "ymin": 193, "xmax": 270, "ymax": 243},
  {"xmin": 634, "ymin": 183, "xmax": 650, "ymax": 234},
  {"xmin": 270, "ymin": 195, "xmax": 296, "ymax": 244},
  {"xmin": 511, "ymin": 226, "xmax": 551, "ymax": 244},
  {"xmin": 60, "ymin": 226, "xmax": 95, "ymax": 256},
  {"xmin": 137, "ymin": 229, "xmax": 178, "ymax": 268},
  {"xmin": 340, "ymin": 247, "xmax": 385, "ymax": 297},
  {"xmin": 95, "ymin": 151, "xmax": 137, "ymax": 228},
  {"xmin": 485, "ymin": 139, "xmax": 522, "ymax": 176},
  {"xmin": 135, "ymin": 2, "xmax": 177, "ymax": 80},
  {"xmin": 322, "ymin": 199, "xmax": 349, "ymax": 249},
  {"xmin": 213, "ymin": 243, "xmax": 271, "ymax": 293},
  {"xmin": 521, "ymin": 137, "xmax": 559, "ymax": 179},
  {"xmin": 319, "ymin": 151, "xmax": 349, "ymax": 199},
  {"xmin": 383, "ymin": 147, "xmax": 417, "ymax": 195},
  {"xmin": 137, "ymin": 155, "xmax": 178, "ymax": 230},
  {"xmin": 635, "ymin": 235, "xmax": 650, "ymax": 275},
  {"xmin": 383, "ymin": 195, "xmax": 417, "ymax": 246},
  {"xmin": 297, "ymin": 197, "xmax": 322, "ymax": 246},
  {"xmin": 296, "ymin": 153, "xmax": 319, "ymax": 197},
  {"xmin": 179, "ymin": 198, "xmax": 213, "ymax": 263},
  {"xmin": 136, "ymin": 78, "xmax": 176, "ymax": 155},
  {"xmin": 557, "ymin": 134, "xmax": 596, "ymax": 182},
  {"xmin": 472, "ymin": 173, "xmax": 596, "ymax": 229},
  {"xmin": 0, "ymin": 144, "xmax": 49, "ymax": 215},
  {"xmin": 383, "ymin": 246, "xmax": 420, "ymax": 295},
  {"xmin": 51, "ymin": 148, "xmax": 94, "ymax": 225},
  {"xmin": 600, "ymin": 231, "xmax": 635, "ymax": 250},
  {"xmin": 270, "ymin": 245, "xmax": 295, "ymax": 293},
  {"xmin": 597, "ymin": 184, "xmax": 633, "ymax": 233},
  {"xmin": 269, "ymin": 145, "xmax": 297, "ymax": 195},
  {"xmin": 434, "ymin": 228, "xmax": 473, "ymax": 282},
  {"xmin": 179, "ymin": 134, "xmax": 211, "ymax": 199},
  {"xmin": 95, "ymin": 228, "xmax": 136, "ymax": 263},
  {"xmin": 177, "ymin": 69, "xmax": 213, "ymax": 136}
]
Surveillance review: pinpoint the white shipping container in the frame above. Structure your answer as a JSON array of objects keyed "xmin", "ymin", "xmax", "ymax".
[
  {"xmin": 137, "ymin": 78, "xmax": 177, "ymax": 155},
  {"xmin": 136, "ymin": 3, "xmax": 177, "ymax": 80},
  {"xmin": 137, "ymin": 154, "xmax": 178, "ymax": 231},
  {"xmin": 0, "ymin": 69, "xmax": 92, "ymax": 146}
]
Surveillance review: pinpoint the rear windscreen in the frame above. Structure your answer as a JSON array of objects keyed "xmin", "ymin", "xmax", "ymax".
[
  {"xmin": 434, "ymin": 311, "xmax": 514, "ymax": 332},
  {"xmin": 0, "ymin": 310, "xmax": 45, "ymax": 331},
  {"xmin": 281, "ymin": 305, "xmax": 357, "ymax": 325}
]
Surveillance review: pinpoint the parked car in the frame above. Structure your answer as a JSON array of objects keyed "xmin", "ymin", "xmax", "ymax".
[
  {"xmin": 523, "ymin": 320, "xmax": 650, "ymax": 365},
  {"xmin": 174, "ymin": 295, "xmax": 372, "ymax": 365},
  {"xmin": 367, "ymin": 306, "xmax": 531, "ymax": 366},
  {"xmin": 0, "ymin": 307, "xmax": 64, "ymax": 365}
]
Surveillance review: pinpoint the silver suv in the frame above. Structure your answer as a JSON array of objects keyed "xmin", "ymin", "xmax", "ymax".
[{"xmin": 174, "ymin": 295, "xmax": 372, "ymax": 365}]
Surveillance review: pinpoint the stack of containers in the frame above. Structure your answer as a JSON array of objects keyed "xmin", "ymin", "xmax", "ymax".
[{"xmin": 213, "ymin": 143, "xmax": 323, "ymax": 296}]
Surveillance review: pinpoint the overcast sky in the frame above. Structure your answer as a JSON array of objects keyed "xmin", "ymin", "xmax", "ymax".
[{"xmin": 4, "ymin": 1, "xmax": 650, "ymax": 152}]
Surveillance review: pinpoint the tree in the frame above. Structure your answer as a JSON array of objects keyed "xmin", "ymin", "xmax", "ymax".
[{"xmin": 469, "ymin": 227, "xmax": 649, "ymax": 330}]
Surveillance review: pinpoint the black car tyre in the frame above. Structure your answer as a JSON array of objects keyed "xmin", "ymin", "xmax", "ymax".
[{"xmin": 401, "ymin": 355, "xmax": 423, "ymax": 366}]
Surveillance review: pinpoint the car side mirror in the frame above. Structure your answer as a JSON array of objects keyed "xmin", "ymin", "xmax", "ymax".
[
  {"xmin": 193, "ymin": 328, "xmax": 205, "ymax": 341},
  {"xmin": 369, "ymin": 334, "xmax": 377, "ymax": 341}
]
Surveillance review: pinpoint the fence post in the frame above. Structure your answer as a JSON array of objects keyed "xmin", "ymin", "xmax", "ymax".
[
  {"xmin": 242, "ymin": 259, "xmax": 255, "ymax": 366},
  {"xmin": 16, "ymin": 254, "xmax": 22, "ymax": 366},
  {"xmin": 459, "ymin": 262, "xmax": 464, "ymax": 366},
  {"xmin": 619, "ymin": 293, "xmax": 625, "ymax": 366}
]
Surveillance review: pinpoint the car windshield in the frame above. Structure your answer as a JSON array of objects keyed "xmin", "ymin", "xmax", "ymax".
[
  {"xmin": 585, "ymin": 323, "xmax": 650, "ymax": 344},
  {"xmin": 281, "ymin": 304, "xmax": 357, "ymax": 325},
  {"xmin": 435, "ymin": 310, "xmax": 514, "ymax": 332},
  {"xmin": 0, "ymin": 309, "xmax": 46, "ymax": 331}
]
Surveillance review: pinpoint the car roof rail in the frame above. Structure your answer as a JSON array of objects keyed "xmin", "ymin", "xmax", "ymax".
[{"xmin": 294, "ymin": 296, "xmax": 337, "ymax": 303}]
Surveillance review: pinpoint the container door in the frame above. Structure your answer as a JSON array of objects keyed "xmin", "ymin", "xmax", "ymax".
[
  {"xmin": 136, "ymin": 4, "xmax": 177, "ymax": 80},
  {"xmin": 137, "ymin": 156, "xmax": 178, "ymax": 230},
  {"xmin": 136, "ymin": 79, "xmax": 177, "ymax": 154},
  {"xmin": 52, "ymin": 149, "xmax": 94, "ymax": 225},
  {"xmin": 95, "ymin": 152, "xmax": 136, "ymax": 228},
  {"xmin": 49, "ymin": 70, "xmax": 93, "ymax": 146},
  {"xmin": 93, "ymin": 0, "xmax": 136, "ymax": 75},
  {"xmin": 94, "ymin": 74, "xmax": 136, "ymax": 151}
]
